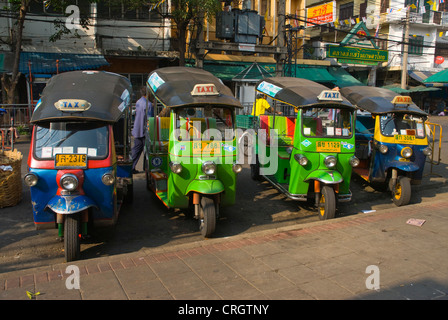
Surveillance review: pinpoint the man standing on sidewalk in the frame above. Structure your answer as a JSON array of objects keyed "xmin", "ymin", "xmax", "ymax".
[{"xmin": 131, "ymin": 87, "xmax": 151, "ymax": 174}]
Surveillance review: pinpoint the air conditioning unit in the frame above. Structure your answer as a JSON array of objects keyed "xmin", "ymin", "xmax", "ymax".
[{"xmin": 311, "ymin": 41, "xmax": 332, "ymax": 59}]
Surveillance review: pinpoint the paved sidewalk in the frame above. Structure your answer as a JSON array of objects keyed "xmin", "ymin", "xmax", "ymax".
[{"xmin": 1, "ymin": 194, "xmax": 448, "ymax": 302}]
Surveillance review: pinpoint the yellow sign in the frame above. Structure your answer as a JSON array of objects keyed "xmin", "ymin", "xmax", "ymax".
[
  {"xmin": 391, "ymin": 96, "xmax": 413, "ymax": 105},
  {"xmin": 316, "ymin": 141, "xmax": 341, "ymax": 152},
  {"xmin": 192, "ymin": 142, "xmax": 221, "ymax": 156},
  {"xmin": 190, "ymin": 84, "xmax": 219, "ymax": 96},
  {"xmin": 394, "ymin": 135, "xmax": 416, "ymax": 144},
  {"xmin": 55, "ymin": 154, "xmax": 87, "ymax": 168},
  {"xmin": 306, "ymin": 1, "xmax": 336, "ymax": 27}
]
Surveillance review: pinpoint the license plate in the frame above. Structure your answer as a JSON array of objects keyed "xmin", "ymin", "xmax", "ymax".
[
  {"xmin": 192, "ymin": 142, "xmax": 222, "ymax": 156},
  {"xmin": 55, "ymin": 154, "xmax": 87, "ymax": 168},
  {"xmin": 316, "ymin": 141, "xmax": 341, "ymax": 152},
  {"xmin": 394, "ymin": 135, "xmax": 415, "ymax": 144}
]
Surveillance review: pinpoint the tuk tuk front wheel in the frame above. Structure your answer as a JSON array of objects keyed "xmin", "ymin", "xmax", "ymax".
[
  {"xmin": 392, "ymin": 176, "xmax": 411, "ymax": 207},
  {"xmin": 318, "ymin": 186, "xmax": 336, "ymax": 220},
  {"xmin": 199, "ymin": 196, "xmax": 216, "ymax": 238},
  {"xmin": 64, "ymin": 214, "xmax": 81, "ymax": 262}
]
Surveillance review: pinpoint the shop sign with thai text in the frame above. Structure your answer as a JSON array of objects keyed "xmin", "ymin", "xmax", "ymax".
[{"xmin": 327, "ymin": 46, "xmax": 388, "ymax": 63}]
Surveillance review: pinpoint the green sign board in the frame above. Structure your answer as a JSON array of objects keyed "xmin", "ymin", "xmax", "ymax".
[
  {"xmin": 337, "ymin": 59, "xmax": 378, "ymax": 65},
  {"xmin": 327, "ymin": 45, "xmax": 388, "ymax": 63}
]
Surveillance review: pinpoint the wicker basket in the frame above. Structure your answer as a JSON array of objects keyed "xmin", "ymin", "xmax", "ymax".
[{"xmin": 0, "ymin": 149, "xmax": 23, "ymax": 208}]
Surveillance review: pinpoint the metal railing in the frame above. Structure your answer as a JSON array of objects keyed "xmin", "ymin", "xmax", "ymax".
[
  {"xmin": 425, "ymin": 121, "xmax": 443, "ymax": 177},
  {"xmin": 0, "ymin": 103, "xmax": 33, "ymax": 151},
  {"xmin": 0, "ymin": 104, "xmax": 32, "ymax": 128}
]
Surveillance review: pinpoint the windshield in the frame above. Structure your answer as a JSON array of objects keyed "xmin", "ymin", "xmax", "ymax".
[
  {"xmin": 302, "ymin": 107, "xmax": 353, "ymax": 138},
  {"xmin": 34, "ymin": 122, "xmax": 109, "ymax": 159},
  {"xmin": 380, "ymin": 114, "xmax": 426, "ymax": 138},
  {"xmin": 174, "ymin": 106, "xmax": 234, "ymax": 141}
]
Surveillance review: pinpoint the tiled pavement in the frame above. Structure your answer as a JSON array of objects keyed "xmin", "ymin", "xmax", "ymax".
[{"xmin": 2, "ymin": 196, "xmax": 448, "ymax": 302}]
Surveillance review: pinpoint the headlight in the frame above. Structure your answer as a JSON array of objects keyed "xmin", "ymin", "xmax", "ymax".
[
  {"xmin": 232, "ymin": 163, "xmax": 242, "ymax": 173},
  {"xmin": 102, "ymin": 172, "xmax": 115, "ymax": 186},
  {"xmin": 324, "ymin": 155, "xmax": 337, "ymax": 169},
  {"xmin": 378, "ymin": 144, "xmax": 388, "ymax": 154},
  {"xmin": 401, "ymin": 147, "xmax": 413, "ymax": 159},
  {"xmin": 423, "ymin": 147, "xmax": 432, "ymax": 157},
  {"xmin": 24, "ymin": 173, "xmax": 38, "ymax": 187},
  {"xmin": 294, "ymin": 154, "xmax": 309, "ymax": 166},
  {"xmin": 349, "ymin": 155, "xmax": 360, "ymax": 167},
  {"xmin": 202, "ymin": 161, "xmax": 216, "ymax": 175},
  {"xmin": 169, "ymin": 161, "xmax": 182, "ymax": 174},
  {"xmin": 60, "ymin": 174, "xmax": 78, "ymax": 191}
]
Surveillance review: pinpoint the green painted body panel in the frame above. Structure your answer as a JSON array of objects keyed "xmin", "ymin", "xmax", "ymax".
[
  {"xmin": 258, "ymin": 110, "xmax": 356, "ymax": 197},
  {"xmin": 146, "ymin": 112, "xmax": 237, "ymax": 209}
]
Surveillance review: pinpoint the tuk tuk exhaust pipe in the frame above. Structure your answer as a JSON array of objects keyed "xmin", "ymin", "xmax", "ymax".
[
  {"xmin": 193, "ymin": 193, "xmax": 200, "ymax": 219},
  {"xmin": 314, "ymin": 180, "xmax": 321, "ymax": 208}
]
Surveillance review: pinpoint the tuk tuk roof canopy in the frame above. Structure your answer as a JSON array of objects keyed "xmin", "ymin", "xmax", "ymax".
[
  {"xmin": 147, "ymin": 67, "xmax": 242, "ymax": 108},
  {"xmin": 31, "ymin": 71, "xmax": 132, "ymax": 123},
  {"xmin": 256, "ymin": 77, "xmax": 355, "ymax": 109},
  {"xmin": 340, "ymin": 86, "xmax": 427, "ymax": 116}
]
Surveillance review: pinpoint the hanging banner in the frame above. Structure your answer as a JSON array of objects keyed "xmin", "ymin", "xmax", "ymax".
[{"xmin": 306, "ymin": 1, "xmax": 336, "ymax": 27}]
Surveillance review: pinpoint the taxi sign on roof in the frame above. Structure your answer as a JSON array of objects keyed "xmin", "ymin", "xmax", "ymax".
[
  {"xmin": 54, "ymin": 99, "xmax": 91, "ymax": 112},
  {"xmin": 317, "ymin": 90, "xmax": 343, "ymax": 101},
  {"xmin": 191, "ymin": 84, "xmax": 219, "ymax": 96},
  {"xmin": 391, "ymin": 96, "xmax": 412, "ymax": 105}
]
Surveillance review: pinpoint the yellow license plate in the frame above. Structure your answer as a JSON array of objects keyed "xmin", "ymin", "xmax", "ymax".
[
  {"xmin": 55, "ymin": 154, "xmax": 87, "ymax": 168},
  {"xmin": 192, "ymin": 142, "xmax": 222, "ymax": 156},
  {"xmin": 316, "ymin": 141, "xmax": 341, "ymax": 152},
  {"xmin": 394, "ymin": 135, "xmax": 415, "ymax": 144}
]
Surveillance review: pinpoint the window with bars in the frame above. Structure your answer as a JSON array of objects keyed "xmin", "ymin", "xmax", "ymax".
[
  {"xmin": 403, "ymin": 35, "xmax": 424, "ymax": 55},
  {"xmin": 339, "ymin": 2, "xmax": 354, "ymax": 21},
  {"xmin": 97, "ymin": 0, "xmax": 153, "ymax": 20}
]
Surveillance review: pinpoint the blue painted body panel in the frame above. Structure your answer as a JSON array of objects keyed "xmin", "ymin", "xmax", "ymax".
[{"xmin": 29, "ymin": 167, "xmax": 115, "ymax": 225}]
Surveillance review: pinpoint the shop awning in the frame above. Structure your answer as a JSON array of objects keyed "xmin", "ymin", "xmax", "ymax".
[
  {"xmin": 423, "ymin": 69, "xmax": 448, "ymax": 85},
  {"xmin": 294, "ymin": 67, "xmax": 336, "ymax": 84},
  {"xmin": 327, "ymin": 67, "xmax": 365, "ymax": 88},
  {"xmin": 19, "ymin": 52, "xmax": 109, "ymax": 75},
  {"xmin": 382, "ymin": 84, "xmax": 441, "ymax": 93},
  {"xmin": 409, "ymin": 70, "xmax": 437, "ymax": 83}
]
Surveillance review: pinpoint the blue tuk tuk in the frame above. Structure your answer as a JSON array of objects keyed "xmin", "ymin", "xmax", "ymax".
[
  {"xmin": 341, "ymin": 86, "xmax": 432, "ymax": 206},
  {"xmin": 24, "ymin": 71, "xmax": 133, "ymax": 261}
]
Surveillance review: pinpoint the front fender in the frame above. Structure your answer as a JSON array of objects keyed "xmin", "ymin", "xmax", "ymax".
[
  {"xmin": 386, "ymin": 161, "xmax": 420, "ymax": 173},
  {"xmin": 46, "ymin": 195, "xmax": 98, "ymax": 214},
  {"xmin": 304, "ymin": 170, "xmax": 343, "ymax": 184},
  {"xmin": 186, "ymin": 179, "xmax": 225, "ymax": 195}
]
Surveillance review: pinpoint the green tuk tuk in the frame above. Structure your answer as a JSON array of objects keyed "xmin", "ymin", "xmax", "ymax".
[
  {"xmin": 144, "ymin": 67, "xmax": 243, "ymax": 237},
  {"xmin": 250, "ymin": 77, "xmax": 359, "ymax": 219}
]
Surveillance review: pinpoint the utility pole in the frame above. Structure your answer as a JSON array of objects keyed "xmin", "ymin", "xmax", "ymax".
[
  {"xmin": 401, "ymin": 7, "xmax": 410, "ymax": 90},
  {"xmin": 276, "ymin": 0, "xmax": 286, "ymax": 77}
]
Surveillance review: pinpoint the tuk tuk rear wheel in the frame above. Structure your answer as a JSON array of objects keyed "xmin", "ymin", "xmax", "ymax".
[
  {"xmin": 199, "ymin": 196, "xmax": 216, "ymax": 238},
  {"xmin": 64, "ymin": 214, "xmax": 81, "ymax": 262},
  {"xmin": 392, "ymin": 176, "xmax": 411, "ymax": 206},
  {"xmin": 318, "ymin": 186, "xmax": 336, "ymax": 220}
]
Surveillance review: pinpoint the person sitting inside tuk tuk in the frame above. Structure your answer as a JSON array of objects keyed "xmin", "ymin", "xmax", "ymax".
[{"xmin": 251, "ymin": 94, "xmax": 282, "ymax": 116}]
